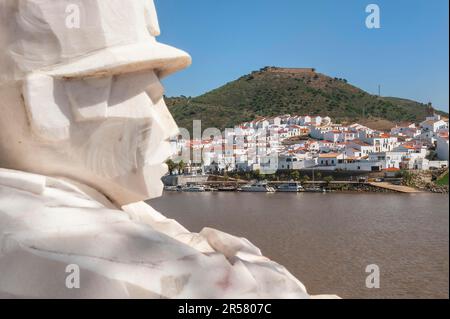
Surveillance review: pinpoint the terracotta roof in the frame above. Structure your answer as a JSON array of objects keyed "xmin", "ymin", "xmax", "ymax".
[
  {"xmin": 351, "ymin": 139, "xmax": 371, "ymax": 146},
  {"xmin": 319, "ymin": 153, "xmax": 341, "ymax": 158}
]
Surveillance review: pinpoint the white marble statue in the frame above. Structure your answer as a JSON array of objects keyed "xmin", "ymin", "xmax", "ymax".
[{"xmin": 0, "ymin": 0, "xmax": 336, "ymax": 298}]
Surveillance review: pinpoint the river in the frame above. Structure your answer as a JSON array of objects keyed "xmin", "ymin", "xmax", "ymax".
[{"xmin": 148, "ymin": 192, "xmax": 449, "ymax": 299}]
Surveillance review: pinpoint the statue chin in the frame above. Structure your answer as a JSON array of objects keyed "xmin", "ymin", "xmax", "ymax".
[{"xmin": 110, "ymin": 163, "xmax": 168, "ymax": 205}]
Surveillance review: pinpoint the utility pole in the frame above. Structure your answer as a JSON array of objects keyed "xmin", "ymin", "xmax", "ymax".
[{"xmin": 378, "ymin": 84, "xmax": 381, "ymax": 97}]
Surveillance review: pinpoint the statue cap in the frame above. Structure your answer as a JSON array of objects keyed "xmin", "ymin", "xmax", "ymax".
[{"xmin": 0, "ymin": 0, "xmax": 191, "ymax": 82}]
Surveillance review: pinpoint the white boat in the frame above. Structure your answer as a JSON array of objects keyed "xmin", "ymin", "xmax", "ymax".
[
  {"xmin": 277, "ymin": 182, "xmax": 304, "ymax": 192},
  {"xmin": 239, "ymin": 181, "xmax": 276, "ymax": 193},
  {"xmin": 182, "ymin": 185, "xmax": 206, "ymax": 192}
]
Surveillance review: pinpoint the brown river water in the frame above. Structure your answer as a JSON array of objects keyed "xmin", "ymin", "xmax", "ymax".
[{"xmin": 148, "ymin": 192, "xmax": 449, "ymax": 299}]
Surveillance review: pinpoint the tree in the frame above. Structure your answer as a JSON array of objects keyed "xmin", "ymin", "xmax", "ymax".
[
  {"xmin": 302, "ymin": 175, "xmax": 310, "ymax": 182},
  {"xmin": 224, "ymin": 163, "xmax": 231, "ymax": 177},
  {"xmin": 316, "ymin": 172, "xmax": 322, "ymax": 180},
  {"xmin": 252, "ymin": 169, "xmax": 261, "ymax": 180},
  {"xmin": 324, "ymin": 176, "xmax": 334, "ymax": 184},
  {"xmin": 178, "ymin": 160, "xmax": 186, "ymax": 175},
  {"xmin": 165, "ymin": 159, "xmax": 176, "ymax": 175},
  {"xmin": 291, "ymin": 171, "xmax": 300, "ymax": 181}
]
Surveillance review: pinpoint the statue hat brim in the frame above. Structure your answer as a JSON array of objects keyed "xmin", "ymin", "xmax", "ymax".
[{"xmin": 42, "ymin": 41, "xmax": 191, "ymax": 80}]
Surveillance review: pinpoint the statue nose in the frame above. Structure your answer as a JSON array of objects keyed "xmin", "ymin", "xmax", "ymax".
[{"xmin": 153, "ymin": 99, "xmax": 180, "ymax": 141}]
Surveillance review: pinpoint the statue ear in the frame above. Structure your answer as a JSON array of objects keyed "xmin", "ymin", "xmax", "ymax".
[{"xmin": 22, "ymin": 73, "xmax": 71, "ymax": 142}]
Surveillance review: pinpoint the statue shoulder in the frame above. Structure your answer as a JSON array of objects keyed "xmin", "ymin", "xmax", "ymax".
[
  {"xmin": 0, "ymin": 168, "xmax": 115, "ymax": 211},
  {"xmin": 0, "ymin": 168, "xmax": 46, "ymax": 195}
]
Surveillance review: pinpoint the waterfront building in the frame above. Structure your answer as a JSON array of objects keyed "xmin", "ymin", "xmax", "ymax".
[{"xmin": 436, "ymin": 133, "xmax": 449, "ymax": 161}]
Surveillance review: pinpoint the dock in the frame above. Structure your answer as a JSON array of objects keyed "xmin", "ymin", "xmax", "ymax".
[{"xmin": 369, "ymin": 182, "xmax": 422, "ymax": 193}]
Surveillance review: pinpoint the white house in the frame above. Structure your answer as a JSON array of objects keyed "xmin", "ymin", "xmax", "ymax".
[
  {"xmin": 287, "ymin": 125, "xmax": 305, "ymax": 137},
  {"xmin": 413, "ymin": 158, "xmax": 448, "ymax": 170},
  {"xmin": 345, "ymin": 147, "xmax": 363, "ymax": 159},
  {"xmin": 363, "ymin": 133, "xmax": 399, "ymax": 152},
  {"xmin": 318, "ymin": 153, "xmax": 344, "ymax": 166},
  {"xmin": 336, "ymin": 159, "xmax": 383, "ymax": 172},
  {"xmin": 268, "ymin": 116, "xmax": 282, "ymax": 126},
  {"xmin": 278, "ymin": 154, "xmax": 316, "ymax": 170},
  {"xmin": 310, "ymin": 116, "xmax": 322, "ymax": 126},
  {"xmin": 310, "ymin": 126, "xmax": 333, "ymax": 140},
  {"xmin": 420, "ymin": 118, "xmax": 448, "ymax": 133},
  {"xmin": 391, "ymin": 123, "xmax": 421, "ymax": 138},
  {"xmin": 393, "ymin": 143, "xmax": 427, "ymax": 157},
  {"xmin": 324, "ymin": 130, "xmax": 341, "ymax": 143},
  {"xmin": 306, "ymin": 140, "xmax": 320, "ymax": 152},
  {"xmin": 436, "ymin": 133, "xmax": 449, "ymax": 161},
  {"xmin": 338, "ymin": 131, "xmax": 357, "ymax": 142},
  {"xmin": 301, "ymin": 116, "xmax": 312, "ymax": 125},
  {"xmin": 349, "ymin": 140, "xmax": 375, "ymax": 156},
  {"xmin": 318, "ymin": 140, "xmax": 337, "ymax": 153},
  {"xmin": 369, "ymin": 151, "xmax": 405, "ymax": 169},
  {"xmin": 256, "ymin": 119, "xmax": 270, "ymax": 129}
]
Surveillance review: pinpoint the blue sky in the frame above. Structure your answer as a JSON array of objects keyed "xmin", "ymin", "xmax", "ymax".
[{"xmin": 156, "ymin": 0, "xmax": 449, "ymax": 112}]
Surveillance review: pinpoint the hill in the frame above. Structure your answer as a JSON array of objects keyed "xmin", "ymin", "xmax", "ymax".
[{"xmin": 167, "ymin": 67, "xmax": 448, "ymax": 132}]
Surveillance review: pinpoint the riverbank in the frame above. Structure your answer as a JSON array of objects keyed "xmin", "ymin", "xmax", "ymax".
[
  {"xmin": 401, "ymin": 169, "xmax": 449, "ymax": 194},
  {"xmin": 166, "ymin": 181, "xmax": 421, "ymax": 194},
  {"xmin": 164, "ymin": 169, "xmax": 449, "ymax": 194}
]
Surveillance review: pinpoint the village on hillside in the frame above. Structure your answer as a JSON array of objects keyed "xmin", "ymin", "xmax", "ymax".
[{"xmin": 168, "ymin": 113, "xmax": 449, "ymax": 179}]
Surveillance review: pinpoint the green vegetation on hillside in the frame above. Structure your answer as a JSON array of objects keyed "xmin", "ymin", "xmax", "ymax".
[
  {"xmin": 436, "ymin": 173, "xmax": 449, "ymax": 186},
  {"xmin": 167, "ymin": 67, "xmax": 448, "ymax": 133}
]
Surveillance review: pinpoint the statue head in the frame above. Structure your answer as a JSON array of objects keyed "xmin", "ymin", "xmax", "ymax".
[{"xmin": 0, "ymin": 0, "xmax": 191, "ymax": 205}]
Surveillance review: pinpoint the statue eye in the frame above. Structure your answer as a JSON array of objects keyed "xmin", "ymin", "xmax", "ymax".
[{"xmin": 65, "ymin": 77, "xmax": 111, "ymax": 121}]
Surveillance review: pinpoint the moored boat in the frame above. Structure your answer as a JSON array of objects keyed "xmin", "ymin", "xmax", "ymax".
[
  {"xmin": 217, "ymin": 186, "xmax": 238, "ymax": 192},
  {"xmin": 182, "ymin": 185, "xmax": 206, "ymax": 192},
  {"xmin": 239, "ymin": 181, "xmax": 276, "ymax": 193},
  {"xmin": 277, "ymin": 182, "xmax": 304, "ymax": 192},
  {"xmin": 164, "ymin": 185, "xmax": 178, "ymax": 191}
]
